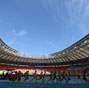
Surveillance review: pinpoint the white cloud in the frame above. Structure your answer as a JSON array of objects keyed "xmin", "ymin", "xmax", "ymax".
[
  {"xmin": 41, "ymin": 0, "xmax": 89, "ymax": 36},
  {"xmin": 65, "ymin": 0, "xmax": 89, "ymax": 36},
  {"xmin": 18, "ymin": 30, "xmax": 26, "ymax": 36},
  {"xmin": 7, "ymin": 29, "xmax": 27, "ymax": 46},
  {"xmin": 12, "ymin": 29, "xmax": 27, "ymax": 37}
]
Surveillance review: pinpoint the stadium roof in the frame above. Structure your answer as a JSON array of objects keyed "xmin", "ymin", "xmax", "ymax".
[{"xmin": 0, "ymin": 34, "xmax": 89, "ymax": 66}]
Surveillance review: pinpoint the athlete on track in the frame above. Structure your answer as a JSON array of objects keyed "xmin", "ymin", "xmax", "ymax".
[{"xmin": 30, "ymin": 70, "xmax": 38, "ymax": 84}]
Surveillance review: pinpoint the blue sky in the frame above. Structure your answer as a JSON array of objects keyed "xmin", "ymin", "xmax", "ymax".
[{"xmin": 0, "ymin": 0, "xmax": 89, "ymax": 55}]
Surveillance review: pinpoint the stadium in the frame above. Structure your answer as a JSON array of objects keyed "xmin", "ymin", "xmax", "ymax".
[
  {"xmin": 1, "ymin": 0, "xmax": 89, "ymax": 88},
  {"xmin": 0, "ymin": 34, "xmax": 89, "ymax": 88}
]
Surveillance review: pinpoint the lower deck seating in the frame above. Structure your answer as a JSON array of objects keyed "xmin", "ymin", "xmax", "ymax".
[
  {"xmin": 0, "ymin": 64, "xmax": 36, "ymax": 70},
  {"xmin": 0, "ymin": 64, "xmax": 70, "ymax": 71}
]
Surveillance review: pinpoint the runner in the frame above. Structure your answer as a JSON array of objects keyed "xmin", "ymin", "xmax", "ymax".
[
  {"xmin": 39, "ymin": 71, "xmax": 44, "ymax": 84},
  {"xmin": 1, "ymin": 71, "xmax": 5, "ymax": 79},
  {"xmin": 12, "ymin": 71, "xmax": 16, "ymax": 81},
  {"xmin": 58, "ymin": 71, "xmax": 62, "ymax": 84},
  {"xmin": 8, "ymin": 71, "xmax": 12, "ymax": 81},
  {"xmin": 61, "ymin": 71, "xmax": 67, "ymax": 84},
  {"xmin": 75, "ymin": 71, "xmax": 83, "ymax": 84},
  {"xmin": 30, "ymin": 70, "xmax": 38, "ymax": 84},
  {"xmin": 47, "ymin": 71, "xmax": 53, "ymax": 83},
  {"xmin": 24, "ymin": 71, "xmax": 29, "ymax": 82},
  {"xmin": 43, "ymin": 71, "xmax": 46, "ymax": 83},
  {"xmin": 67, "ymin": 72, "xmax": 71, "ymax": 84},
  {"xmin": 17, "ymin": 71, "xmax": 22, "ymax": 83},
  {"xmin": 52, "ymin": 71, "xmax": 58, "ymax": 84},
  {"xmin": 82, "ymin": 71, "xmax": 87, "ymax": 83}
]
